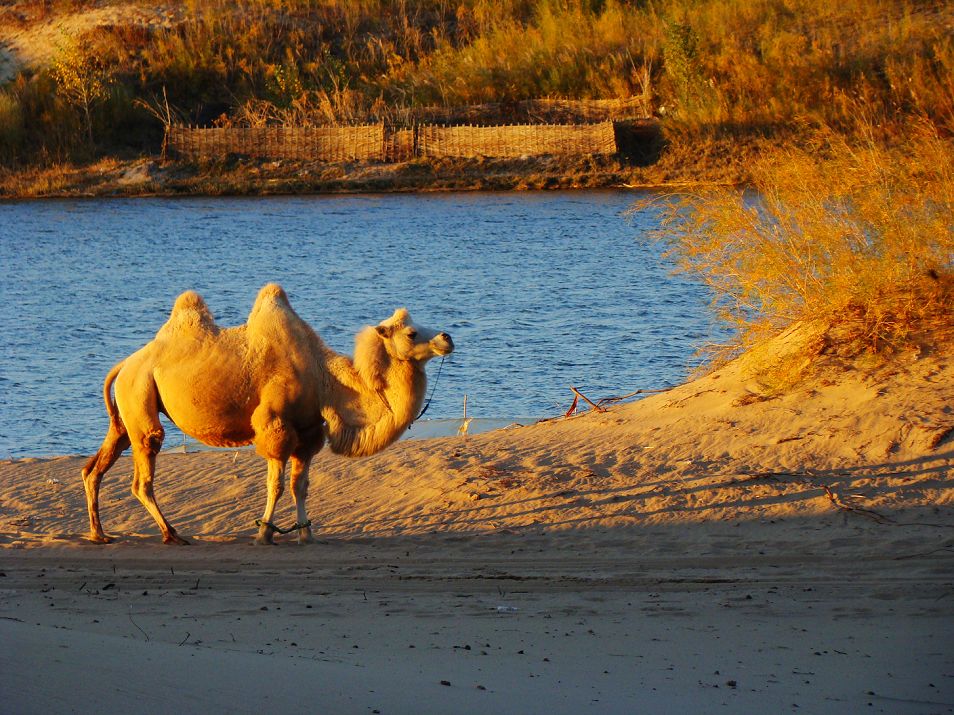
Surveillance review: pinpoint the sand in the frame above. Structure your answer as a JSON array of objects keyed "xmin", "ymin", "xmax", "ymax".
[{"xmin": 1, "ymin": 327, "xmax": 952, "ymax": 713}]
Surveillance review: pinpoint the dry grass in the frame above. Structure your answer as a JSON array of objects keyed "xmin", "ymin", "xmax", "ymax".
[
  {"xmin": 2, "ymin": 0, "xmax": 953, "ymax": 162},
  {"xmin": 648, "ymin": 122, "xmax": 954, "ymax": 364}
]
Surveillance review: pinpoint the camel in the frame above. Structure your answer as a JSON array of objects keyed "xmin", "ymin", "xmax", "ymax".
[{"xmin": 81, "ymin": 284, "xmax": 454, "ymax": 545}]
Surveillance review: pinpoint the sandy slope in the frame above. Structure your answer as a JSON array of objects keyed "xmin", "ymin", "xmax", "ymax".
[
  {"xmin": 0, "ymin": 2, "xmax": 178, "ymax": 84},
  {"xmin": 1, "ymin": 328, "xmax": 952, "ymax": 713}
]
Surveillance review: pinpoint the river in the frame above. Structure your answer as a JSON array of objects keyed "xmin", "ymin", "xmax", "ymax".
[{"xmin": 0, "ymin": 190, "xmax": 721, "ymax": 457}]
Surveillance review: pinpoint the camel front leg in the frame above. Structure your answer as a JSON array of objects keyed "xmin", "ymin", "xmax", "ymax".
[
  {"xmin": 255, "ymin": 458, "xmax": 286, "ymax": 545},
  {"xmin": 289, "ymin": 453, "xmax": 313, "ymax": 544}
]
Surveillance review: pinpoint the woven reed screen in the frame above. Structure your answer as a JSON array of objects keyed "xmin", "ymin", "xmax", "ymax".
[
  {"xmin": 167, "ymin": 124, "xmax": 386, "ymax": 161},
  {"xmin": 417, "ymin": 122, "xmax": 616, "ymax": 159},
  {"xmin": 167, "ymin": 121, "xmax": 617, "ymax": 161}
]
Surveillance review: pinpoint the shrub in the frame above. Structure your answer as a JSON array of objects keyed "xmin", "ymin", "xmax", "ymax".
[
  {"xmin": 650, "ymin": 123, "xmax": 954, "ymax": 361},
  {"xmin": 50, "ymin": 37, "xmax": 114, "ymax": 144}
]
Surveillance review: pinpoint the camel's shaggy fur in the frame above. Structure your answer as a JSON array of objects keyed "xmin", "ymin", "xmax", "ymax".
[{"xmin": 81, "ymin": 284, "xmax": 454, "ymax": 545}]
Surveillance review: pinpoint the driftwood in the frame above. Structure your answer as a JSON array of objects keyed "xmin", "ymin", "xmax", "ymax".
[
  {"xmin": 558, "ymin": 385, "xmax": 674, "ymax": 419},
  {"xmin": 741, "ymin": 471, "xmax": 893, "ymax": 524}
]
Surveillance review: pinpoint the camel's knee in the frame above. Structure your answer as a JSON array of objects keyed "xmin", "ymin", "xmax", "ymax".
[
  {"xmin": 82, "ymin": 454, "xmax": 99, "ymax": 482},
  {"xmin": 268, "ymin": 470, "xmax": 286, "ymax": 502},
  {"xmin": 82, "ymin": 451, "xmax": 108, "ymax": 486},
  {"xmin": 253, "ymin": 415, "xmax": 297, "ymax": 462},
  {"xmin": 82, "ymin": 462, "xmax": 99, "ymax": 489},
  {"xmin": 140, "ymin": 427, "xmax": 164, "ymax": 455}
]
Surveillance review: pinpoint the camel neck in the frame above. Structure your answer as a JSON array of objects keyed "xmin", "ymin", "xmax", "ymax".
[{"xmin": 322, "ymin": 352, "xmax": 427, "ymax": 458}]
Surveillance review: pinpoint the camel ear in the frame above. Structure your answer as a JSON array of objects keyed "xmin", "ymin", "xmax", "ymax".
[
  {"xmin": 392, "ymin": 307, "xmax": 410, "ymax": 323},
  {"xmin": 375, "ymin": 324, "xmax": 393, "ymax": 339}
]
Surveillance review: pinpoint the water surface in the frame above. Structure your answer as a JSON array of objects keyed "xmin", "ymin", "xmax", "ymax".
[{"xmin": 0, "ymin": 191, "xmax": 720, "ymax": 457}]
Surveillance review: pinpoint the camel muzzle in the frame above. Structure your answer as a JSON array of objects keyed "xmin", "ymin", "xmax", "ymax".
[{"xmin": 432, "ymin": 332, "xmax": 454, "ymax": 356}]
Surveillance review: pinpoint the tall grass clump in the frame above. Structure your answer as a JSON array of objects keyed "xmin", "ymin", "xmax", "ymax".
[
  {"xmin": 654, "ymin": 124, "xmax": 953, "ymax": 362},
  {"xmin": 0, "ymin": 90, "xmax": 24, "ymax": 161},
  {"xmin": 400, "ymin": 0, "xmax": 658, "ymax": 105}
]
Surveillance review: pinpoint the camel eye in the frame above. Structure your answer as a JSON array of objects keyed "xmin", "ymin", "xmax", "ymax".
[{"xmin": 407, "ymin": 330, "xmax": 418, "ymax": 340}]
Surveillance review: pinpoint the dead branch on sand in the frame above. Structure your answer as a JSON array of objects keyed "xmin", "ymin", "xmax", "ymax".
[
  {"xmin": 543, "ymin": 385, "xmax": 675, "ymax": 422},
  {"xmin": 742, "ymin": 471, "xmax": 893, "ymax": 524}
]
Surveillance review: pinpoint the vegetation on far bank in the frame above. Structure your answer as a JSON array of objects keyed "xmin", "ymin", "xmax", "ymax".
[{"xmin": 0, "ymin": 0, "xmax": 952, "ymax": 166}]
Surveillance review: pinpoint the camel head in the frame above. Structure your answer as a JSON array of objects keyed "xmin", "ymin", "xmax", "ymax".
[{"xmin": 374, "ymin": 308, "xmax": 454, "ymax": 363}]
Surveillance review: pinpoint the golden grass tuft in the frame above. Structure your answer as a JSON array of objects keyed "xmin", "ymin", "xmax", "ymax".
[{"xmin": 649, "ymin": 121, "xmax": 954, "ymax": 366}]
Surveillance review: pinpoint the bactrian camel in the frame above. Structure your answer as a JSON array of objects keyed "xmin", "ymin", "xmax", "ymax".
[{"xmin": 82, "ymin": 284, "xmax": 454, "ymax": 545}]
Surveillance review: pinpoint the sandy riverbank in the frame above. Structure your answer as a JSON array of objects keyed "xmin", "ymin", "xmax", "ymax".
[{"xmin": 1, "ymin": 327, "xmax": 952, "ymax": 713}]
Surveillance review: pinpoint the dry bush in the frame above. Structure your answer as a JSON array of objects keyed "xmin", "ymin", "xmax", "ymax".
[{"xmin": 650, "ymin": 122, "xmax": 953, "ymax": 363}]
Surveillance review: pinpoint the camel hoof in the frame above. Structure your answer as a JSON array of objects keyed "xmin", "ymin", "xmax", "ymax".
[
  {"xmin": 163, "ymin": 533, "xmax": 190, "ymax": 545},
  {"xmin": 298, "ymin": 526, "xmax": 314, "ymax": 544},
  {"xmin": 254, "ymin": 525, "xmax": 276, "ymax": 545},
  {"xmin": 88, "ymin": 533, "xmax": 114, "ymax": 544}
]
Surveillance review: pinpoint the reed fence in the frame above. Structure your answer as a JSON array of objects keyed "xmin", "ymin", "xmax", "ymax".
[
  {"xmin": 417, "ymin": 122, "xmax": 615, "ymax": 159},
  {"xmin": 167, "ymin": 124, "xmax": 385, "ymax": 161},
  {"xmin": 167, "ymin": 120, "xmax": 619, "ymax": 162}
]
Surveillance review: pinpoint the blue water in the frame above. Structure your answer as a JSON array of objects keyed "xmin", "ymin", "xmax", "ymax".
[{"xmin": 0, "ymin": 190, "xmax": 722, "ymax": 458}]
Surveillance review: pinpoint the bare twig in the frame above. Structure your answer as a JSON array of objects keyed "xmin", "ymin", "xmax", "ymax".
[
  {"xmin": 594, "ymin": 386, "xmax": 673, "ymax": 408},
  {"xmin": 133, "ymin": 86, "xmax": 179, "ymax": 160},
  {"xmin": 821, "ymin": 485, "xmax": 893, "ymax": 524},
  {"xmin": 570, "ymin": 386, "xmax": 606, "ymax": 414},
  {"xmin": 563, "ymin": 391, "xmax": 579, "ymax": 418},
  {"xmin": 128, "ymin": 609, "xmax": 149, "ymax": 641},
  {"xmin": 560, "ymin": 384, "xmax": 674, "ymax": 419}
]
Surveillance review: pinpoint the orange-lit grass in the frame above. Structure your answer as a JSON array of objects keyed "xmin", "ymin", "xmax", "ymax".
[{"xmin": 649, "ymin": 123, "xmax": 953, "ymax": 364}]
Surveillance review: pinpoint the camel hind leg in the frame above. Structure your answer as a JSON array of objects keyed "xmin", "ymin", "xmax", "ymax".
[
  {"xmin": 128, "ymin": 425, "xmax": 188, "ymax": 545},
  {"xmin": 117, "ymin": 366, "xmax": 188, "ymax": 545},
  {"xmin": 82, "ymin": 422, "xmax": 131, "ymax": 544}
]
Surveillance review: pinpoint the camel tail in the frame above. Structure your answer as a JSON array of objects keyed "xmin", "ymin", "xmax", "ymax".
[
  {"xmin": 102, "ymin": 360, "xmax": 125, "ymax": 427},
  {"xmin": 82, "ymin": 360, "xmax": 130, "ymax": 478},
  {"xmin": 83, "ymin": 360, "xmax": 132, "ymax": 542}
]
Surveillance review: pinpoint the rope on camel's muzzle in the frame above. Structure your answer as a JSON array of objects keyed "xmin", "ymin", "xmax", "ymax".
[{"xmin": 414, "ymin": 355, "xmax": 446, "ymax": 422}]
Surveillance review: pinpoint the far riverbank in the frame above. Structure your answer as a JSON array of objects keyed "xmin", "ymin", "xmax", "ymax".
[{"xmin": 0, "ymin": 134, "xmax": 767, "ymax": 199}]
